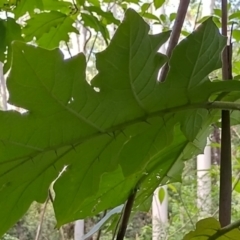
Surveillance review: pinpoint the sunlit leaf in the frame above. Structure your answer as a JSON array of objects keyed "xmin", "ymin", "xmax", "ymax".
[
  {"xmin": 154, "ymin": 0, "xmax": 165, "ymax": 10},
  {"xmin": 213, "ymin": 8, "xmax": 222, "ymax": 18},
  {"xmin": 84, "ymin": 6, "xmax": 120, "ymax": 25}
]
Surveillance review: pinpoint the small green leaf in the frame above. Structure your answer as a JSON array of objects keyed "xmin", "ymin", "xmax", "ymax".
[
  {"xmin": 197, "ymin": 16, "xmax": 211, "ymax": 23},
  {"xmin": 158, "ymin": 187, "xmax": 165, "ymax": 204},
  {"xmin": 233, "ymin": 29, "xmax": 240, "ymax": 41},
  {"xmin": 229, "ymin": 11, "xmax": 240, "ymax": 20},
  {"xmin": 211, "ymin": 17, "xmax": 221, "ymax": 27},
  {"xmin": 141, "ymin": 3, "xmax": 151, "ymax": 13},
  {"xmin": 84, "ymin": 6, "xmax": 120, "ymax": 25},
  {"xmin": 154, "ymin": 0, "xmax": 165, "ymax": 10},
  {"xmin": 169, "ymin": 12, "xmax": 177, "ymax": 22},
  {"xmin": 233, "ymin": 177, "xmax": 240, "ymax": 193},
  {"xmin": 121, "ymin": 0, "xmax": 140, "ymax": 4},
  {"xmin": 181, "ymin": 30, "xmax": 190, "ymax": 36},
  {"xmin": 160, "ymin": 13, "xmax": 166, "ymax": 23},
  {"xmin": 168, "ymin": 184, "xmax": 177, "ymax": 193},
  {"xmin": 81, "ymin": 13, "xmax": 109, "ymax": 43},
  {"xmin": 213, "ymin": 8, "xmax": 221, "ymax": 18},
  {"xmin": 88, "ymin": 0, "xmax": 100, "ymax": 6},
  {"xmin": 142, "ymin": 12, "xmax": 159, "ymax": 21}
]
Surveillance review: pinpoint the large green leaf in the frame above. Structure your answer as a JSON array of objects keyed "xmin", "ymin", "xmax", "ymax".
[
  {"xmin": 1, "ymin": 9, "xmax": 240, "ymax": 235},
  {"xmin": 14, "ymin": 0, "xmax": 44, "ymax": 18},
  {"xmin": 14, "ymin": 0, "xmax": 71, "ymax": 18},
  {"xmin": 23, "ymin": 11, "xmax": 78, "ymax": 49}
]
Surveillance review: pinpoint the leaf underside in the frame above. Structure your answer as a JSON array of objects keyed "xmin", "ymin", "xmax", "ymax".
[{"xmin": 0, "ymin": 9, "xmax": 240, "ymax": 235}]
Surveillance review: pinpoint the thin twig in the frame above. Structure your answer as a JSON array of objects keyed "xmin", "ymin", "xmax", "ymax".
[
  {"xmin": 112, "ymin": 213, "xmax": 122, "ymax": 240},
  {"xmin": 87, "ymin": 32, "xmax": 98, "ymax": 63},
  {"xmin": 48, "ymin": 190, "xmax": 65, "ymax": 240},
  {"xmin": 65, "ymin": 42, "xmax": 72, "ymax": 58},
  {"xmin": 177, "ymin": 186, "xmax": 195, "ymax": 228},
  {"xmin": 159, "ymin": 0, "xmax": 190, "ymax": 82},
  {"xmin": 59, "ymin": 227, "xmax": 66, "ymax": 240},
  {"xmin": 84, "ymin": 27, "xmax": 92, "ymax": 53},
  {"xmin": 193, "ymin": 0, "xmax": 202, "ymax": 30},
  {"xmin": 35, "ymin": 197, "xmax": 49, "ymax": 240}
]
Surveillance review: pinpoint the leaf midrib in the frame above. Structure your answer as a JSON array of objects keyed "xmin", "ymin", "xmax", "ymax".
[{"xmin": 20, "ymin": 50, "xmax": 104, "ymax": 133}]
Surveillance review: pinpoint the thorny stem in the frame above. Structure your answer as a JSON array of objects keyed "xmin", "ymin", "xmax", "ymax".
[
  {"xmin": 219, "ymin": 0, "xmax": 232, "ymax": 227},
  {"xmin": 116, "ymin": 188, "xmax": 138, "ymax": 240},
  {"xmin": 159, "ymin": 0, "xmax": 190, "ymax": 81}
]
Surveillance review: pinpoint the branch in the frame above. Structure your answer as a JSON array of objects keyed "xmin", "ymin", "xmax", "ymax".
[
  {"xmin": 159, "ymin": 0, "xmax": 190, "ymax": 82},
  {"xmin": 208, "ymin": 101, "xmax": 240, "ymax": 111},
  {"xmin": 209, "ymin": 219, "xmax": 240, "ymax": 240}
]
